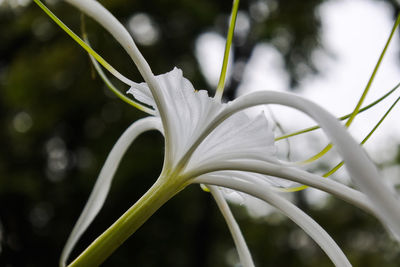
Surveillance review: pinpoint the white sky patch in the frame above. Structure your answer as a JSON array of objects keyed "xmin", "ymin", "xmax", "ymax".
[
  {"xmin": 128, "ymin": 13, "xmax": 160, "ymax": 46},
  {"xmin": 238, "ymin": 44, "xmax": 289, "ymax": 93},
  {"xmin": 300, "ymin": 0, "xmax": 400, "ymax": 158},
  {"xmin": 195, "ymin": 32, "xmax": 233, "ymax": 90}
]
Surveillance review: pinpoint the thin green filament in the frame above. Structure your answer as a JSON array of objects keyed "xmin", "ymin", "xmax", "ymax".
[
  {"xmin": 34, "ymin": 0, "xmax": 154, "ymax": 114},
  {"xmin": 299, "ymin": 14, "xmax": 400, "ymax": 165},
  {"xmin": 275, "ymin": 83, "xmax": 400, "ymax": 141},
  {"xmin": 214, "ymin": 0, "xmax": 240, "ymax": 101},
  {"xmin": 346, "ymin": 14, "xmax": 400, "ymax": 128},
  {"xmin": 85, "ymin": 39, "xmax": 155, "ymax": 114},
  {"xmin": 33, "ymin": 0, "xmax": 130, "ymax": 84},
  {"xmin": 282, "ymin": 93, "xmax": 400, "ymax": 192},
  {"xmin": 80, "ymin": 16, "xmax": 155, "ymax": 115}
]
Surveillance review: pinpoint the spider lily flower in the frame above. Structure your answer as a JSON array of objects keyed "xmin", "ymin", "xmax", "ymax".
[{"xmin": 35, "ymin": 0, "xmax": 400, "ymax": 266}]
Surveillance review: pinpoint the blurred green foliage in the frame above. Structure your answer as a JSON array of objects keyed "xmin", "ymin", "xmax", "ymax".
[{"xmin": 0, "ymin": 0, "xmax": 400, "ymax": 266}]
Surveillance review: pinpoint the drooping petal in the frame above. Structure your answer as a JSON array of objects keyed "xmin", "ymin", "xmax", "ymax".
[
  {"xmin": 202, "ymin": 170, "xmax": 294, "ymax": 189},
  {"xmin": 64, "ymin": 0, "xmax": 154, "ymax": 83},
  {"xmin": 195, "ymin": 176, "xmax": 352, "ymax": 267},
  {"xmin": 64, "ymin": 0, "xmax": 170, "ymax": 137},
  {"xmin": 60, "ymin": 117, "xmax": 162, "ymax": 266},
  {"xmin": 214, "ymin": 90, "xmax": 400, "ymax": 239},
  {"xmin": 208, "ymin": 185, "xmax": 255, "ymax": 267},
  {"xmin": 190, "ymin": 161, "xmax": 375, "ymax": 216}
]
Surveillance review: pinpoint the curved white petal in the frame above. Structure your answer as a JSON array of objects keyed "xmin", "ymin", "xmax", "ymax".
[
  {"xmin": 64, "ymin": 0, "xmax": 151, "ymax": 84},
  {"xmin": 60, "ymin": 117, "xmax": 162, "ymax": 266},
  {"xmin": 203, "ymin": 90, "xmax": 400, "ymax": 239},
  {"xmin": 195, "ymin": 176, "xmax": 352, "ymax": 267},
  {"xmin": 207, "ymin": 170, "xmax": 294, "ymax": 190},
  {"xmin": 208, "ymin": 185, "xmax": 255, "ymax": 267},
  {"xmin": 189, "ymin": 161, "xmax": 375, "ymax": 216},
  {"xmin": 64, "ymin": 0, "xmax": 170, "ymax": 142}
]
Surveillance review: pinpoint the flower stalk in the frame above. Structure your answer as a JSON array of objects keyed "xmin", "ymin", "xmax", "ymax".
[{"xmin": 68, "ymin": 174, "xmax": 186, "ymax": 267}]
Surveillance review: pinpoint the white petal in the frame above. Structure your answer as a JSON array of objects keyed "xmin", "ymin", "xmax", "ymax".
[
  {"xmin": 128, "ymin": 82, "xmax": 156, "ymax": 108},
  {"xmin": 128, "ymin": 68, "xmax": 278, "ymax": 177},
  {"xmin": 60, "ymin": 117, "xmax": 161, "ymax": 266},
  {"xmin": 65, "ymin": 0, "xmax": 170, "ymax": 133},
  {"xmin": 195, "ymin": 176, "xmax": 352, "ymax": 267},
  {"xmin": 220, "ymin": 90, "xmax": 400, "ymax": 239},
  {"xmin": 202, "ymin": 170, "xmax": 294, "ymax": 189},
  {"xmin": 208, "ymin": 185, "xmax": 255, "ymax": 267},
  {"xmin": 128, "ymin": 68, "xmax": 223, "ymax": 167},
  {"xmin": 189, "ymin": 112, "xmax": 276, "ymax": 169},
  {"xmin": 190, "ymin": 160, "xmax": 375, "ymax": 217}
]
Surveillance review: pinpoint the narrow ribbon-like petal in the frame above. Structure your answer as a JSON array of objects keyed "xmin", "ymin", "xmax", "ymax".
[
  {"xmin": 195, "ymin": 176, "xmax": 352, "ymax": 267},
  {"xmin": 60, "ymin": 117, "xmax": 162, "ymax": 266},
  {"xmin": 64, "ymin": 0, "xmax": 171, "ymax": 148},
  {"xmin": 210, "ymin": 90, "xmax": 400, "ymax": 239},
  {"xmin": 190, "ymin": 162, "xmax": 375, "ymax": 216},
  {"xmin": 208, "ymin": 185, "xmax": 255, "ymax": 267}
]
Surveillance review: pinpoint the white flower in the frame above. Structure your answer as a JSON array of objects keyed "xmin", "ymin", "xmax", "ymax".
[
  {"xmin": 34, "ymin": 0, "xmax": 400, "ymax": 266},
  {"xmin": 128, "ymin": 67, "xmax": 278, "ymax": 174}
]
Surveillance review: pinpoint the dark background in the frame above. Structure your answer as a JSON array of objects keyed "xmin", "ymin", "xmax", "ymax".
[{"xmin": 1, "ymin": 0, "xmax": 400, "ymax": 266}]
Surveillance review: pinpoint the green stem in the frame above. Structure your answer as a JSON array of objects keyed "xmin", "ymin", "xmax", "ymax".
[
  {"xmin": 67, "ymin": 177, "xmax": 184, "ymax": 267},
  {"xmin": 214, "ymin": 0, "xmax": 240, "ymax": 100}
]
